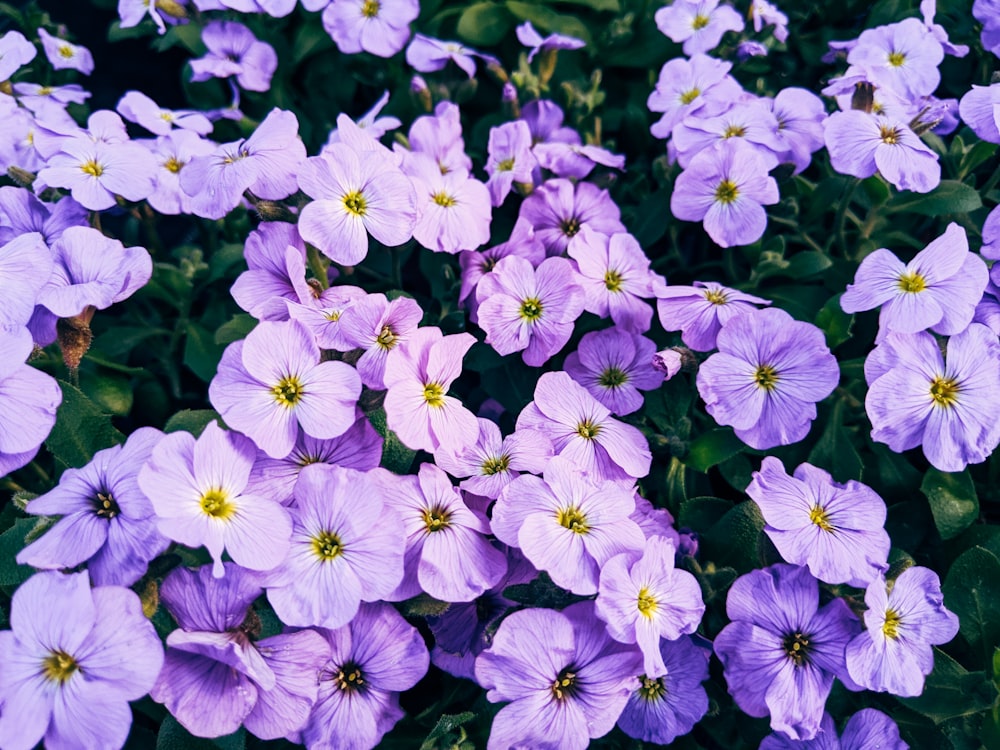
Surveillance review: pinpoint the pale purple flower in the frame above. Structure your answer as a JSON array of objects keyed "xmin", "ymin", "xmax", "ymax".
[
  {"xmin": 405, "ymin": 34, "xmax": 499, "ymax": 78},
  {"xmin": 383, "ymin": 327, "xmax": 479, "ymax": 455},
  {"xmin": 117, "ymin": 90, "xmax": 213, "ymax": 136},
  {"xmin": 770, "ymin": 88, "xmax": 827, "ymax": 173},
  {"xmin": 323, "ymin": 0, "xmax": 419, "ymax": 57},
  {"xmin": 37, "ymin": 138, "xmax": 157, "ymax": 211},
  {"xmin": 672, "ymin": 100, "xmax": 785, "ymax": 169},
  {"xmin": 655, "ymin": 0, "xmax": 744, "ymax": 55},
  {"xmin": 567, "ymin": 228, "xmax": 663, "ymax": 333},
  {"xmin": 190, "ymin": 21, "xmax": 277, "ymax": 92},
  {"xmin": 921, "ymin": 0, "xmax": 968, "ymax": 57},
  {"xmin": 564, "ymin": 327, "xmax": 663, "ymax": 415},
  {"xmin": 975, "ymin": 0, "xmax": 1000, "ymax": 58},
  {"xmin": 0, "ymin": 30, "xmax": 37, "ymax": 80},
  {"xmin": 714, "ymin": 564, "xmax": 860, "ymax": 741},
  {"xmin": 0, "ymin": 232, "xmax": 53, "ymax": 329},
  {"xmin": 32, "ymin": 109, "xmax": 129, "ymax": 159},
  {"xmin": 405, "ymin": 100, "xmax": 472, "ymax": 175},
  {"xmin": 841, "ymin": 223, "xmax": 988, "ymax": 337},
  {"xmin": 656, "ymin": 280, "xmax": 771, "ymax": 351},
  {"xmin": 515, "ymin": 20, "xmax": 586, "ymax": 62},
  {"xmin": 435, "ymin": 418, "xmax": 553, "ymax": 499},
  {"xmin": 865, "ymin": 324, "xmax": 1000, "ymax": 472},
  {"xmin": 230, "ymin": 222, "xmax": 310, "ymax": 322},
  {"xmin": 671, "ymin": 139, "xmax": 780, "ymax": 248},
  {"xmin": 823, "ymin": 110, "xmax": 940, "ymax": 193},
  {"xmin": 0, "ymin": 571, "xmax": 163, "ymax": 750},
  {"xmin": 475, "ymin": 255, "xmax": 585, "ymax": 367},
  {"xmin": 209, "ymin": 319, "xmax": 362, "ymax": 459},
  {"xmin": 338, "ymin": 292, "xmax": 424, "ymax": 389},
  {"xmin": 533, "ymin": 140, "xmax": 626, "ymax": 180},
  {"xmin": 958, "ymin": 83, "xmax": 1000, "ymax": 144},
  {"xmin": 404, "ymin": 153, "xmax": 492, "ymax": 253},
  {"xmin": 517, "ymin": 178, "xmax": 626, "ymax": 256},
  {"xmin": 747, "ymin": 457, "xmax": 890, "ymax": 587},
  {"xmin": 653, "ymin": 348, "xmax": 683, "ymax": 379},
  {"xmin": 146, "ymin": 130, "xmax": 217, "ymax": 215},
  {"xmin": 475, "ymin": 602, "xmax": 642, "ymax": 750},
  {"xmin": 974, "ymin": 279, "xmax": 1000, "ymax": 334},
  {"xmin": 325, "ymin": 91, "xmax": 401, "ymax": 144},
  {"xmin": 845, "ymin": 566, "xmax": 959, "ymax": 697},
  {"xmin": 760, "ymin": 709, "xmax": 908, "ymax": 750},
  {"xmin": 737, "ymin": 40, "xmax": 769, "ymax": 60},
  {"xmin": 286, "ymin": 285, "xmax": 369, "ymax": 349},
  {"xmin": 458, "ymin": 219, "xmax": 545, "ymax": 311},
  {"xmin": 0, "ymin": 328, "xmax": 62, "ymax": 476},
  {"xmin": 647, "ymin": 54, "xmax": 742, "ymax": 140},
  {"xmin": 521, "ymin": 98, "xmax": 579, "ymax": 146},
  {"xmin": 12, "ymin": 83, "xmax": 90, "ymax": 114},
  {"xmin": 485, "ymin": 120, "xmax": 538, "ymax": 206},
  {"xmin": 38, "ymin": 28, "xmax": 94, "ymax": 74},
  {"xmin": 751, "ymin": 0, "xmax": 789, "ymax": 41},
  {"xmin": 697, "ymin": 307, "xmax": 839, "ymax": 450},
  {"xmin": 17, "ymin": 428, "xmax": 169, "ymax": 586},
  {"xmin": 847, "ymin": 18, "xmax": 944, "ymax": 100}
]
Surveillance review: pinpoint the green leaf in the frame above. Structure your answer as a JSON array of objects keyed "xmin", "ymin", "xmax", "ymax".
[
  {"xmin": 291, "ymin": 17, "xmax": 337, "ymax": 65},
  {"xmin": 457, "ymin": 2, "xmax": 513, "ymax": 46},
  {"xmin": 368, "ymin": 408, "xmax": 415, "ymax": 475},
  {"xmin": 214, "ymin": 314, "xmax": 257, "ymax": 345},
  {"xmin": 899, "ymin": 648, "xmax": 997, "ymax": 724},
  {"xmin": 943, "ymin": 547, "xmax": 1000, "ymax": 663},
  {"xmin": 420, "ymin": 712, "xmax": 477, "ymax": 750},
  {"xmin": 960, "ymin": 141, "xmax": 997, "ymax": 178},
  {"xmin": 184, "ymin": 322, "xmax": 226, "ymax": 382},
  {"xmin": 678, "ymin": 496, "xmax": 733, "ymax": 533},
  {"xmin": 46, "ymin": 381, "xmax": 125, "ymax": 469},
  {"xmin": 541, "ymin": 0, "xmax": 618, "ymax": 10},
  {"xmin": 808, "ymin": 401, "xmax": 863, "ymax": 483},
  {"xmin": 156, "ymin": 716, "xmax": 245, "ymax": 750},
  {"xmin": 701, "ymin": 501, "xmax": 765, "ymax": 573},
  {"xmin": 628, "ymin": 187, "xmax": 673, "ymax": 247},
  {"xmin": 784, "ymin": 251, "xmax": 833, "ymax": 279},
  {"xmin": 685, "ymin": 428, "xmax": 745, "ymax": 473},
  {"xmin": 921, "ymin": 467, "xmax": 979, "ymax": 540},
  {"xmin": 0, "ymin": 518, "xmax": 42, "ymax": 588},
  {"xmin": 79, "ymin": 370, "xmax": 135, "ymax": 416},
  {"xmin": 164, "ymin": 410, "xmax": 222, "ymax": 437},
  {"xmin": 814, "ymin": 294, "xmax": 854, "ymax": 350},
  {"xmin": 885, "ymin": 180, "xmax": 983, "ymax": 216}
]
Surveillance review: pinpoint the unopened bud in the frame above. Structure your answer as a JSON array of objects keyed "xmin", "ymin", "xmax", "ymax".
[
  {"xmin": 57, "ymin": 308, "xmax": 95, "ymax": 373},
  {"xmin": 410, "ymin": 75, "xmax": 433, "ymax": 112}
]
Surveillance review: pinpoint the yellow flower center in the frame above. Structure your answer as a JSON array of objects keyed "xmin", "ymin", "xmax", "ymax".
[
  {"xmin": 714, "ymin": 179, "xmax": 739, "ymax": 204},
  {"xmin": 636, "ymin": 588, "xmax": 658, "ymax": 618},
  {"xmin": 929, "ymin": 376, "xmax": 960, "ymax": 407},
  {"xmin": 551, "ymin": 669, "xmax": 578, "ymax": 700},
  {"xmin": 334, "ymin": 662, "xmax": 365, "ymax": 692},
  {"xmin": 754, "ymin": 364, "xmax": 779, "ymax": 391},
  {"xmin": 361, "ymin": 0, "xmax": 380, "ymax": 16},
  {"xmin": 199, "ymin": 488, "xmax": 235, "ymax": 520},
  {"xmin": 887, "ymin": 51, "xmax": 906, "ymax": 67},
  {"xmin": 638, "ymin": 675, "xmax": 666, "ymax": 701},
  {"xmin": 897, "ymin": 271, "xmax": 926, "ymax": 293},
  {"xmin": 604, "ymin": 268, "xmax": 624, "ymax": 292},
  {"xmin": 783, "ymin": 632, "xmax": 810, "ymax": 666},
  {"xmin": 703, "ymin": 288, "xmax": 728, "ymax": 305},
  {"xmin": 80, "ymin": 160, "xmax": 104, "ymax": 177},
  {"xmin": 343, "ymin": 190, "xmax": 367, "ymax": 216},
  {"xmin": 481, "ymin": 454, "xmax": 510, "ymax": 475},
  {"xmin": 679, "ymin": 87, "xmax": 700, "ymax": 105},
  {"xmin": 376, "ymin": 325, "xmax": 398, "ymax": 350},
  {"xmin": 556, "ymin": 506, "xmax": 589, "ymax": 534},
  {"xmin": 723, "ymin": 124, "xmax": 746, "ymax": 138},
  {"xmin": 58, "ymin": 44, "xmax": 74, "ymax": 59},
  {"xmin": 423, "ymin": 382, "xmax": 446, "ymax": 408},
  {"xmin": 879, "ymin": 125, "xmax": 900, "ymax": 144},
  {"xmin": 38, "ymin": 86, "xmax": 54, "ymax": 95},
  {"xmin": 271, "ymin": 375, "xmax": 304, "ymax": 407},
  {"xmin": 576, "ymin": 419, "xmax": 601, "ymax": 440},
  {"xmin": 164, "ymin": 156, "xmax": 184, "ymax": 173},
  {"xmin": 422, "ymin": 505, "xmax": 452, "ymax": 532},
  {"xmin": 809, "ymin": 505, "xmax": 834, "ymax": 532},
  {"xmin": 560, "ymin": 217, "xmax": 581, "ymax": 237},
  {"xmin": 42, "ymin": 650, "xmax": 80, "ymax": 683},
  {"xmin": 598, "ymin": 367, "xmax": 628, "ymax": 388},
  {"xmin": 882, "ymin": 608, "xmax": 902, "ymax": 639},
  {"xmin": 432, "ymin": 191, "xmax": 457, "ymax": 207},
  {"xmin": 692, "ymin": 14, "xmax": 710, "ymax": 29},
  {"xmin": 94, "ymin": 491, "xmax": 120, "ymax": 520},
  {"xmin": 497, "ymin": 158, "xmax": 515, "ymax": 171},
  {"xmin": 519, "ymin": 297, "xmax": 544, "ymax": 322},
  {"xmin": 160, "ymin": 111, "xmax": 175, "ymax": 121},
  {"xmin": 311, "ymin": 530, "xmax": 343, "ymax": 561}
]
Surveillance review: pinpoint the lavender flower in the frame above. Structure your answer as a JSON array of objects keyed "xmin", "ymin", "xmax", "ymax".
[
  {"xmin": 0, "ymin": 188, "xmax": 87, "ymax": 247},
  {"xmin": 0, "ymin": 233, "xmax": 53, "ymax": 329},
  {"xmin": 146, "ymin": 130, "xmax": 217, "ymax": 215},
  {"xmin": 533, "ymin": 140, "xmax": 626, "ymax": 180},
  {"xmin": 697, "ymin": 308, "xmax": 839, "ymax": 449},
  {"xmin": 672, "ymin": 100, "xmax": 785, "ymax": 169},
  {"xmin": 647, "ymin": 54, "xmax": 743, "ymax": 140},
  {"xmin": 655, "ymin": 0, "xmax": 744, "ymax": 55},
  {"xmin": 515, "ymin": 20, "xmax": 586, "ymax": 62},
  {"xmin": 714, "ymin": 564, "xmax": 860, "ymax": 740},
  {"xmin": 475, "ymin": 602, "xmax": 642, "ymax": 750},
  {"xmin": 485, "ymin": 120, "xmax": 538, "ymax": 206},
  {"xmin": 847, "ymin": 18, "xmax": 944, "ymax": 100},
  {"xmin": 405, "ymin": 100, "xmax": 472, "ymax": 175},
  {"xmin": 770, "ymin": 87, "xmax": 827, "ymax": 173},
  {"xmin": 405, "ymin": 34, "xmax": 498, "ymax": 78},
  {"xmin": 38, "ymin": 28, "xmax": 94, "ymax": 74},
  {"xmin": 37, "ymin": 138, "xmax": 157, "ymax": 211},
  {"xmin": 404, "ymin": 153, "xmax": 492, "ymax": 253},
  {"xmin": 117, "ymin": 90, "xmax": 213, "ymax": 136},
  {"xmin": 322, "ymin": 0, "xmax": 419, "ymax": 57},
  {"xmin": 564, "ymin": 327, "xmax": 662, "ymax": 415},
  {"xmin": 0, "ymin": 30, "xmax": 36, "ymax": 81},
  {"xmin": 458, "ymin": 220, "xmax": 545, "ymax": 313},
  {"xmin": 0, "ymin": 571, "xmax": 163, "ymax": 750},
  {"xmin": 230, "ymin": 222, "xmax": 311, "ymax": 322},
  {"xmin": 845, "ymin": 566, "xmax": 959, "ymax": 697},
  {"xmin": 751, "ymin": 0, "xmax": 789, "ymax": 41},
  {"xmin": 338, "ymin": 292, "xmax": 424, "ymax": 389},
  {"xmin": 747, "ymin": 457, "xmax": 890, "ymax": 587},
  {"xmin": 958, "ymin": 83, "xmax": 1000, "ymax": 145},
  {"xmin": 0, "ymin": 328, "xmax": 62, "ymax": 476},
  {"xmin": 518, "ymin": 178, "xmax": 626, "ymax": 256},
  {"xmin": 190, "ymin": 21, "xmax": 277, "ymax": 92},
  {"xmin": 760, "ymin": 709, "xmax": 908, "ymax": 750},
  {"xmin": 656, "ymin": 280, "xmax": 770, "ymax": 351}
]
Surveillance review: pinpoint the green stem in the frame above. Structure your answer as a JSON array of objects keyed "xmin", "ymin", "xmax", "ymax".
[
  {"xmin": 306, "ymin": 244, "xmax": 330, "ymax": 291},
  {"xmin": 832, "ymin": 178, "xmax": 860, "ymax": 256}
]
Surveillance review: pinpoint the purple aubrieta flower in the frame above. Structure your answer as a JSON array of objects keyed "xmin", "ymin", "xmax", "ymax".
[
  {"xmin": 230, "ymin": 221, "xmax": 311, "ymax": 322},
  {"xmin": 322, "ymin": 0, "xmax": 419, "ymax": 58},
  {"xmin": 325, "ymin": 90, "xmax": 402, "ymax": 145},
  {"xmin": 382, "ymin": 463, "xmax": 508, "ymax": 603},
  {"xmin": 656, "ymin": 280, "xmax": 771, "ymax": 352},
  {"xmin": 146, "ymin": 130, "xmax": 217, "ymax": 216},
  {"xmin": 595, "ymin": 536, "xmax": 705, "ymax": 677},
  {"xmin": 845, "ymin": 566, "xmax": 959, "ymax": 697},
  {"xmin": 974, "ymin": 279, "xmax": 1000, "ymax": 335},
  {"xmin": 458, "ymin": 220, "xmax": 546, "ymax": 312},
  {"xmin": 921, "ymin": 0, "xmax": 968, "ymax": 57},
  {"xmin": 209, "ymin": 319, "xmax": 362, "ymax": 459},
  {"xmin": 672, "ymin": 100, "xmax": 785, "ymax": 169},
  {"xmin": 287, "ymin": 285, "xmax": 369, "ymax": 350},
  {"xmin": 975, "ymin": 0, "xmax": 1000, "ymax": 58},
  {"xmin": 405, "ymin": 100, "xmax": 472, "ymax": 175},
  {"xmin": 0, "ymin": 328, "xmax": 62, "ymax": 476},
  {"xmin": 655, "ymin": 0, "xmax": 744, "ymax": 55},
  {"xmin": 190, "ymin": 21, "xmax": 277, "ymax": 92},
  {"xmin": 846, "ymin": 18, "xmax": 944, "ymax": 100},
  {"xmin": 747, "ymin": 457, "xmax": 891, "ymax": 587},
  {"xmin": 339, "ymin": 292, "xmax": 424, "ymax": 390},
  {"xmin": 515, "ymin": 20, "xmax": 586, "ymax": 62},
  {"xmin": 567, "ymin": 228, "xmax": 664, "ymax": 333},
  {"xmin": 485, "ymin": 120, "xmax": 538, "ymax": 207},
  {"xmin": 517, "ymin": 371, "xmax": 653, "ymax": 481},
  {"xmin": 0, "ymin": 232, "xmax": 53, "ymax": 329},
  {"xmin": 0, "ymin": 571, "xmax": 164, "ymax": 750},
  {"xmin": 840, "ymin": 223, "xmax": 988, "ymax": 337},
  {"xmin": 0, "ymin": 30, "xmax": 36, "ymax": 81},
  {"xmin": 36, "ymin": 137, "xmax": 157, "ymax": 211},
  {"xmin": 297, "ymin": 602, "xmax": 429, "ymax": 750},
  {"xmin": 697, "ymin": 307, "xmax": 839, "ymax": 450},
  {"xmin": 476, "ymin": 255, "xmax": 585, "ymax": 367},
  {"xmin": 750, "ymin": 0, "xmax": 789, "ymax": 42},
  {"xmin": 518, "ymin": 178, "xmax": 626, "ymax": 257},
  {"xmin": 759, "ymin": 709, "xmax": 908, "ymax": 750},
  {"xmin": 138, "ymin": 420, "xmax": 293, "ymax": 577},
  {"xmin": 151, "ymin": 563, "xmax": 330, "ymax": 739},
  {"xmin": 264, "ymin": 464, "xmax": 405, "ymax": 629},
  {"xmin": 37, "ymin": 28, "xmax": 94, "ymax": 75},
  {"xmin": 492, "ymin": 455, "xmax": 645, "ymax": 595},
  {"xmin": 823, "ymin": 110, "xmax": 940, "ymax": 193},
  {"xmin": 0, "ymin": 188, "xmax": 87, "ymax": 247},
  {"xmin": 475, "ymin": 602, "xmax": 642, "ymax": 750},
  {"xmin": 298, "ymin": 141, "xmax": 416, "ymax": 266},
  {"xmin": 866, "ymin": 324, "xmax": 1000, "ymax": 472},
  {"xmin": 403, "ymin": 152, "xmax": 493, "ymax": 254},
  {"xmin": 671, "ymin": 139, "xmax": 780, "ymax": 249},
  {"xmin": 533, "ymin": 140, "xmax": 626, "ymax": 180},
  {"xmin": 647, "ymin": 54, "xmax": 743, "ymax": 140},
  {"xmin": 958, "ymin": 83, "xmax": 1000, "ymax": 145},
  {"xmin": 564, "ymin": 327, "xmax": 663, "ymax": 416},
  {"xmin": 17, "ymin": 427, "xmax": 170, "ymax": 586},
  {"xmin": 770, "ymin": 87, "xmax": 827, "ymax": 174},
  {"xmin": 405, "ymin": 34, "xmax": 499, "ymax": 78},
  {"xmin": 616, "ymin": 635, "xmax": 711, "ymax": 746},
  {"xmin": 117, "ymin": 90, "xmax": 213, "ymax": 136},
  {"xmin": 714, "ymin": 564, "xmax": 861, "ymax": 741}
]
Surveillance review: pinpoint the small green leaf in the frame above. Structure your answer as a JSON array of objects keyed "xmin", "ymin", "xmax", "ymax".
[
  {"xmin": 156, "ymin": 716, "xmax": 245, "ymax": 750},
  {"xmin": 899, "ymin": 648, "xmax": 997, "ymax": 724},
  {"xmin": 808, "ymin": 401, "xmax": 863, "ymax": 483},
  {"xmin": 685, "ymin": 428, "xmax": 745, "ymax": 473},
  {"xmin": 420, "ymin": 712, "xmax": 477, "ymax": 750},
  {"xmin": 164, "ymin": 410, "xmax": 222, "ymax": 437},
  {"xmin": 214, "ymin": 314, "xmax": 257, "ymax": 345},
  {"xmin": 701, "ymin": 501, "xmax": 765, "ymax": 573},
  {"xmin": 943, "ymin": 547, "xmax": 1000, "ymax": 663},
  {"xmin": 678, "ymin": 496, "xmax": 733, "ymax": 533},
  {"xmin": 814, "ymin": 294, "xmax": 854, "ymax": 350},
  {"xmin": 885, "ymin": 180, "xmax": 983, "ymax": 216},
  {"xmin": 0, "ymin": 518, "xmax": 42, "ymax": 588},
  {"xmin": 46, "ymin": 381, "xmax": 125, "ymax": 469},
  {"xmin": 784, "ymin": 251, "xmax": 833, "ymax": 279},
  {"xmin": 921, "ymin": 467, "xmax": 979, "ymax": 540},
  {"xmin": 457, "ymin": 2, "xmax": 513, "ymax": 46},
  {"xmin": 184, "ymin": 322, "xmax": 226, "ymax": 382},
  {"xmin": 79, "ymin": 371, "xmax": 135, "ymax": 416},
  {"xmin": 368, "ymin": 408, "xmax": 415, "ymax": 475}
]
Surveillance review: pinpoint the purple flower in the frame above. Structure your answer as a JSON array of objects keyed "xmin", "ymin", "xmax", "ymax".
[
  {"xmin": 475, "ymin": 602, "xmax": 642, "ymax": 750},
  {"xmin": 492, "ymin": 455, "xmax": 645, "ymax": 595},
  {"xmin": 760, "ymin": 709, "xmax": 908, "ymax": 750},
  {"xmin": 975, "ymin": 0, "xmax": 1000, "ymax": 58},
  {"xmin": 209, "ymin": 320, "xmax": 362, "ymax": 459},
  {"xmin": 476, "ymin": 255, "xmax": 585, "ymax": 366},
  {"xmin": 0, "ymin": 571, "xmax": 163, "ymax": 750},
  {"xmin": 647, "ymin": 54, "xmax": 743, "ymax": 140},
  {"xmin": 840, "ymin": 223, "xmax": 988, "ymax": 336},
  {"xmin": 17, "ymin": 427, "xmax": 170, "ymax": 586},
  {"xmin": 0, "ymin": 233, "xmax": 53, "ymax": 329},
  {"xmin": 616, "ymin": 636, "xmax": 711, "ymax": 745},
  {"xmin": 847, "ymin": 18, "xmax": 944, "ymax": 100},
  {"xmin": 515, "ymin": 20, "xmax": 586, "ymax": 62},
  {"xmin": 298, "ymin": 603, "xmax": 429, "ymax": 750},
  {"xmin": 845, "ymin": 566, "xmax": 959, "ymax": 697},
  {"xmin": 0, "ymin": 328, "xmax": 62, "ymax": 475},
  {"xmin": 230, "ymin": 222, "xmax": 311, "ymax": 322},
  {"xmin": 958, "ymin": 83, "xmax": 1000, "ymax": 145},
  {"xmin": 298, "ymin": 142, "xmax": 416, "ymax": 266},
  {"xmin": 518, "ymin": 178, "xmax": 626, "ymax": 256},
  {"xmin": 922, "ymin": 0, "xmax": 968, "ymax": 57},
  {"xmin": 37, "ymin": 138, "xmax": 157, "ymax": 211},
  {"xmin": 322, "ymin": 0, "xmax": 419, "ymax": 57},
  {"xmin": 405, "ymin": 34, "xmax": 498, "ymax": 78},
  {"xmin": 656, "ymin": 280, "xmax": 771, "ymax": 351},
  {"xmin": 458, "ymin": 220, "xmax": 545, "ymax": 311},
  {"xmin": 751, "ymin": 0, "xmax": 789, "ymax": 41},
  {"xmin": 379, "ymin": 464, "xmax": 506, "ymax": 602},
  {"xmin": 117, "ymin": 90, "xmax": 213, "ymax": 136},
  {"xmin": 770, "ymin": 87, "xmax": 827, "ymax": 174},
  {"xmin": 405, "ymin": 100, "xmax": 472, "ymax": 175},
  {"xmin": 714, "ymin": 564, "xmax": 861, "ymax": 740},
  {"xmin": 517, "ymin": 371, "xmax": 653, "ymax": 481},
  {"xmin": 673, "ymin": 100, "xmax": 785, "ymax": 169},
  {"xmin": 38, "ymin": 28, "xmax": 94, "ymax": 74},
  {"xmin": 655, "ymin": 0, "xmax": 744, "ymax": 55},
  {"xmin": 287, "ymin": 284, "xmax": 370, "ymax": 348},
  {"xmin": 974, "ymin": 279, "xmax": 1000, "ymax": 335},
  {"xmin": 823, "ymin": 110, "xmax": 940, "ymax": 193},
  {"xmin": 0, "ymin": 30, "xmax": 36, "ymax": 81},
  {"xmin": 697, "ymin": 307, "xmax": 839, "ymax": 449},
  {"xmin": 138, "ymin": 421, "xmax": 293, "ymax": 576},
  {"xmin": 485, "ymin": 120, "xmax": 538, "ymax": 206},
  {"xmin": 564, "ymin": 327, "xmax": 662, "ymax": 415},
  {"xmin": 567, "ymin": 228, "xmax": 663, "ymax": 333},
  {"xmin": 652, "ymin": 348, "xmax": 684, "ymax": 379},
  {"xmin": 146, "ymin": 130, "xmax": 217, "ymax": 215},
  {"xmin": 264, "ymin": 464, "xmax": 404, "ymax": 628},
  {"xmin": 339, "ymin": 292, "xmax": 424, "ymax": 389},
  {"xmin": 0, "ymin": 188, "xmax": 87, "ymax": 247},
  {"xmin": 533, "ymin": 140, "xmax": 625, "ymax": 180},
  {"xmin": 326, "ymin": 91, "xmax": 402, "ymax": 145},
  {"xmin": 867, "ymin": 325, "xmax": 1000, "ymax": 471},
  {"xmin": 190, "ymin": 21, "xmax": 277, "ymax": 92},
  {"xmin": 747, "ymin": 457, "xmax": 890, "ymax": 587},
  {"xmin": 404, "ymin": 153, "xmax": 492, "ymax": 253},
  {"xmin": 595, "ymin": 536, "xmax": 705, "ymax": 677},
  {"xmin": 151, "ymin": 563, "xmax": 330, "ymax": 739},
  {"xmin": 671, "ymin": 140, "xmax": 780, "ymax": 248}
]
